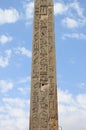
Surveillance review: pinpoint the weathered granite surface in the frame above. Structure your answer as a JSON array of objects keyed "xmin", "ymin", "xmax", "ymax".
[{"xmin": 29, "ymin": 1, "xmax": 58, "ymax": 130}]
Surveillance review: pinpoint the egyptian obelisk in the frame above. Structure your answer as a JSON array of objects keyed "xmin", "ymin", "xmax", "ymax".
[{"xmin": 29, "ymin": 0, "xmax": 58, "ymax": 130}]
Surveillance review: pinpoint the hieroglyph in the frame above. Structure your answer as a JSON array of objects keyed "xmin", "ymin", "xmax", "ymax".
[{"xmin": 29, "ymin": 1, "xmax": 58, "ymax": 130}]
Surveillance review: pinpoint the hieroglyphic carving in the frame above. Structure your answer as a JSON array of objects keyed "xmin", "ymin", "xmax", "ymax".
[
  {"xmin": 40, "ymin": 19, "xmax": 47, "ymax": 27},
  {"xmin": 39, "ymin": 84, "xmax": 49, "ymax": 129},
  {"xmin": 40, "ymin": 84, "xmax": 49, "ymax": 109},
  {"xmin": 31, "ymin": 78, "xmax": 40, "ymax": 130},
  {"xmin": 30, "ymin": 0, "xmax": 58, "ymax": 130},
  {"xmin": 32, "ymin": 3, "xmax": 40, "ymax": 80},
  {"xmin": 39, "ymin": 16, "xmax": 49, "ymax": 129},
  {"xmin": 49, "ymin": 84, "xmax": 54, "ymax": 99},
  {"xmin": 32, "ymin": 65, "xmax": 39, "ymax": 79},
  {"xmin": 40, "ymin": 6, "xmax": 47, "ymax": 15},
  {"xmin": 48, "ymin": 7, "xmax": 53, "ymax": 20},
  {"xmin": 32, "ymin": 114, "xmax": 38, "ymax": 128},
  {"xmin": 40, "ymin": 111, "xmax": 48, "ymax": 128},
  {"xmin": 40, "ymin": 25, "xmax": 48, "ymax": 76},
  {"xmin": 30, "ymin": 1, "xmax": 40, "ymax": 130},
  {"xmin": 35, "ymin": 7, "xmax": 39, "ymax": 15},
  {"xmin": 47, "ymin": 0, "xmax": 53, "ymax": 6},
  {"xmin": 49, "ymin": 119, "xmax": 58, "ymax": 130},
  {"xmin": 31, "ymin": 82, "xmax": 39, "ymax": 113},
  {"xmin": 40, "ymin": 0, "xmax": 47, "ymax": 6},
  {"xmin": 47, "ymin": 6, "xmax": 58, "ymax": 128},
  {"xmin": 48, "ymin": 7, "xmax": 56, "ymax": 81},
  {"xmin": 40, "ymin": 19, "xmax": 48, "ymax": 83}
]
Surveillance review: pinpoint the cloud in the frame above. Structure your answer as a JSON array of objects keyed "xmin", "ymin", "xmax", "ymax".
[
  {"xmin": 58, "ymin": 89, "xmax": 86, "ymax": 130},
  {"xmin": 17, "ymin": 76, "xmax": 31, "ymax": 94},
  {"xmin": 14, "ymin": 47, "xmax": 32, "ymax": 58},
  {"xmin": 54, "ymin": 1, "xmax": 86, "ymax": 29},
  {"xmin": 3, "ymin": 98, "xmax": 30, "ymax": 108},
  {"xmin": 23, "ymin": 1, "xmax": 34, "ymax": 25},
  {"xmin": 16, "ymin": 76, "xmax": 31, "ymax": 95},
  {"xmin": 0, "ymin": 50, "xmax": 12, "ymax": 68},
  {"xmin": 21, "ymin": 1, "xmax": 86, "ymax": 28},
  {"xmin": 0, "ymin": 35, "xmax": 13, "ymax": 44},
  {"xmin": 5, "ymin": 50, "xmax": 12, "ymax": 57},
  {"xmin": 24, "ymin": 1, "xmax": 34, "ymax": 19},
  {"xmin": 0, "ymin": 80, "xmax": 13, "ymax": 93},
  {"xmin": 18, "ymin": 87, "xmax": 30, "ymax": 95},
  {"xmin": 58, "ymin": 89, "xmax": 74, "ymax": 104},
  {"xmin": 54, "ymin": 1, "xmax": 84, "ymax": 17},
  {"xmin": 62, "ymin": 33, "xmax": 86, "ymax": 40},
  {"xmin": 0, "ymin": 86, "xmax": 86, "ymax": 130},
  {"xmin": 62, "ymin": 17, "xmax": 79, "ymax": 28},
  {"xmin": 77, "ymin": 94, "xmax": 86, "ymax": 109},
  {"xmin": 0, "ymin": 8, "xmax": 20, "ymax": 25},
  {"xmin": 0, "ymin": 118, "xmax": 28, "ymax": 130},
  {"xmin": 18, "ymin": 76, "xmax": 31, "ymax": 83},
  {"xmin": 62, "ymin": 17, "xmax": 86, "ymax": 29},
  {"xmin": 68, "ymin": 0, "xmax": 84, "ymax": 18},
  {"xmin": 0, "ymin": 97, "xmax": 29, "ymax": 130},
  {"xmin": 78, "ymin": 82, "xmax": 86, "ymax": 89},
  {"xmin": 54, "ymin": 2, "xmax": 68, "ymax": 15}
]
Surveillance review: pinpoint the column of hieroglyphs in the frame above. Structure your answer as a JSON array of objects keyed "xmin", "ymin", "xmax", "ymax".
[
  {"xmin": 29, "ymin": 0, "xmax": 58, "ymax": 130},
  {"xmin": 29, "ymin": 1, "xmax": 40, "ymax": 130}
]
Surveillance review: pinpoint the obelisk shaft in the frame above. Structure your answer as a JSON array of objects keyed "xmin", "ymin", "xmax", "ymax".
[{"xmin": 29, "ymin": 0, "xmax": 58, "ymax": 130}]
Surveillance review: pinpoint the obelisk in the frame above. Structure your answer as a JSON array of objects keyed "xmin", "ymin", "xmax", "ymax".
[{"xmin": 29, "ymin": 0, "xmax": 58, "ymax": 130}]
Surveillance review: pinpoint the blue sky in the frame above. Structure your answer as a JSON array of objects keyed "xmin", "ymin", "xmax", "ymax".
[{"xmin": 0, "ymin": 0, "xmax": 86, "ymax": 130}]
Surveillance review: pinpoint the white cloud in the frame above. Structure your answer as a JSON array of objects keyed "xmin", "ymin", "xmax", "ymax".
[
  {"xmin": 0, "ymin": 57, "xmax": 9, "ymax": 68},
  {"xmin": 18, "ymin": 87, "xmax": 30, "ymax": 95},
  {"xmin": 0, "ymin": 8, "xmax": 19, "ymax": 25},
  {"xmin": 17, "ymin": 76, "xmax": 31, "ymax": 95},
  {"xmin": 21, "ymin": 1, "xmax": 86, "ymax": 27},
  {"xmin": 54, "ymin": 1, "xmax": 86, "ymax": 29},
  {"xmin": 79, "ymin": 82, "xmax": 86, "ymax": 89},
  {"xmin": 0, "ymin": 80, "xmax": 13, "ymax": 93},
  {"xmin": 10, "ymin": 108, "xmax": 27, "ymax": 118},
  {"xmin": 24, "ymin": 1, "xmax": 34, "ymax": 19},
  {"xmin": 15, "ymin": 47, "xmax": 32, "ymax": 58},
  {"xmin": 62, "ymin": 33, "xmax": 86, "ymax": 40},
  {"xmin": 23, "ymin": 1, "xmax": 34, "ymax": 25},
  {"xmin": 54, "ymin": 2, "xmax": 68, "ymax": 15},
  {"xmin": 54, "ymin": 1, "xmax": 84, "ymax": 17},
  {"xmin": 0, "ymin": 98, "xmax": 29, "ymax": 130},
  {"xmin": 58, "ymin": 89, "xmax": 86, "ymax": 130},
  {"xmin": 0, "ymin": 50, "xmax": 12, "ymax": 68},
  {"xmin": 0, "ymin": 35, "xmax": 13, "ymax": 44},
  {"xmin": 69, "ymin": 0, "xmax": 84, "ymax": 18},
  {"xmin": 5, "ymin": 50, "xmax": 12, "ymax": 58},
  {"xmin": 3, "ymin": 98, "xmax": 30, "ymax": 108},
  {"xmin": 0, "ymin": 107, "xmax": 4, "ymax": 112},
  {"xmin": 58, "ymin": 89, "xmax": 74, "ymax": 104},
  {"xmin": 62, "ymin": 17, "xmax": 79, "ymax": 28},
  {"xmin": 18, "ymin": 76, "xmax": 31, "ymax": 83},
  {"xmin": 77, "ymin": 94, "xmax": 86, "ymax": 109},
  {"xmin": 0, "ymin": 87, "xmax": 86, "ymax": 130},
  {"xmin": 62, "ymin": 16, "xmax": 86, "ymax": 29}
]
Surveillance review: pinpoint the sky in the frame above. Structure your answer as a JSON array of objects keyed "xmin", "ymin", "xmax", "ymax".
[{"xmin": 0, "ymin": 0, "xmax": 86, "ymax": 130}]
